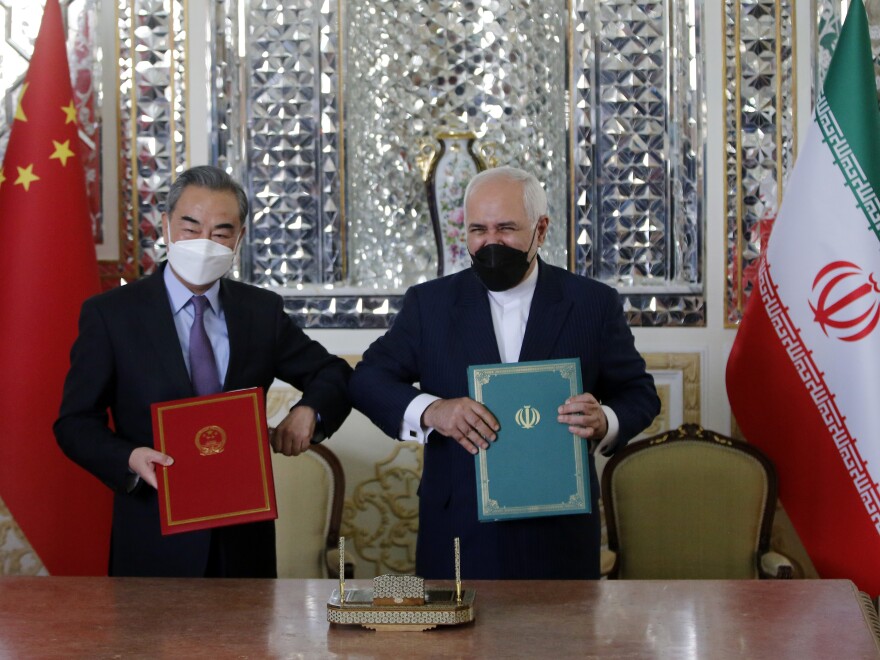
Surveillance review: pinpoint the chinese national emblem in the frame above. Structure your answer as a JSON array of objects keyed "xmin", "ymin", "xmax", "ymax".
[
  {"xmin": 809, "ymin": 260, "xmax": 880, "ymax": 342},
  {"xmin": 194, "ymin": 425, "xmax": 227, "ymax": 456},
  {"xmin": 514, "ymin": 405, "xmax": 541, "ymax": 430}
]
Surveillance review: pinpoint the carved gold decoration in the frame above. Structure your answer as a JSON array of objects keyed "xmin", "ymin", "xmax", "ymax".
[
  {"xmin": 341, "ymin": 443, "xmax": 422, "ymax": 576},
  {"xmin": 416, "ymin": 140, "xmax": 437, "ymax": 182},
  {"xmin": 0, "ymin": 496, "xmax": 45, "ymax": 576},
  {"xmin": 644, "ymin": 352, "xmax": 702, "ymax": 425},
  {"xmin": 477, "ymin": 141, "xmax": 499, "ymax": 169},
  {"xmin": 642, "ymin": 384, "xmax": 671, "ymax": 437}
]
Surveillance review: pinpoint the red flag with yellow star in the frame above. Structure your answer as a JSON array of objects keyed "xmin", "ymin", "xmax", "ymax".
[{"xmin": 0, "ymin": 0, "xmax": 111, "ymax": 575}]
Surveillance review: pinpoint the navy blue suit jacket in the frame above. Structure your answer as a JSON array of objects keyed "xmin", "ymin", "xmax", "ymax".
[
  {"xmin": 55, "ymin": 266, "xmax": 352, "ymax": 577},
  {"xmin": 349, "ymin": 260, "xmax": 659, "ymax": 579}
]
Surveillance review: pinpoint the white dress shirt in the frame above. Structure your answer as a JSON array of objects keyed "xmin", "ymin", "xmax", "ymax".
[{"xmin": 399, "ymin": 265, "xmax": 619, "ymax": 453}]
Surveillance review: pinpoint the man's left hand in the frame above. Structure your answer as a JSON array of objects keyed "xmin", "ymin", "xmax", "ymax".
[
  {"xmin": 557, "ymin": 393, "xmax": 607, "ymax": 440},
  {"xmin": 272, "ymin": 405, "xmax": 317, "ymax": 456}
]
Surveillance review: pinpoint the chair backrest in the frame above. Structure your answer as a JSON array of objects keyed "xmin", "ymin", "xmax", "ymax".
[
  {"xmin": 602, "ymin": 423, "xmax": 777, "ymax": 579},
  {"xmin": 271, "ymin": 443, "xmax": 345, "ymax": 578}
]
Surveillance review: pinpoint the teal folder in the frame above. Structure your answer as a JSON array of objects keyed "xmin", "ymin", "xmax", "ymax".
[{"xmin": 468, "ymin": 358, "xmax": 590, "ymax": 522}]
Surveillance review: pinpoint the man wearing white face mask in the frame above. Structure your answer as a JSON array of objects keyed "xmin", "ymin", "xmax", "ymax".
[{"xmin": 55, "ymin": 165, "xmax": 352, "ymax": 577}]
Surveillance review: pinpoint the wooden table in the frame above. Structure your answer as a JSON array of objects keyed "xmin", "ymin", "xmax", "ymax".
[{"xmin": 0, "ymin": 578, "xmax": 877, "ymax": 658}]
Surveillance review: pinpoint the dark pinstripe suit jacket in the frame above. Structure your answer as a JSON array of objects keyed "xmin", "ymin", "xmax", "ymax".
[
  {"xmin": 349, "ymin": 259, "xmax": 659, "ymax": 579},
  {"xmin": 55, "ymin": 265, "xmax": 351, "ymax": 577}
]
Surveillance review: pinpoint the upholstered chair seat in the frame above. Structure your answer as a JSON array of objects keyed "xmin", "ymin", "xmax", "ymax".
[
  {"xmin": 601, "ymin": 423, "xmax": 793, "ymax": 580},
  {"xmin": 271, "ymin": 443, "xmax": 353, "ymax": 578}
]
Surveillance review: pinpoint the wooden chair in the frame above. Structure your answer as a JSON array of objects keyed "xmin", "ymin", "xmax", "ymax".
[
  {"xmin": 271, "ymin": 442, "xmax": 353, "ymax": 578},
  {"xmin": 601, "ymin": 423, "xmax": 793, "ymax": 579}
]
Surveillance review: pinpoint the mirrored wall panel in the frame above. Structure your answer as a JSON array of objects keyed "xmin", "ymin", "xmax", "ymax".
[
  {"xmin": 212, "ymin": 0, "xmax": 706, "ymax": 327},
  {"xmin": 1, "ymin": 0, "xmax": 709, "ymax": 328},
  {"xmin": 724, "ymin": 0, "xmax": 797, "ymax": 326}
]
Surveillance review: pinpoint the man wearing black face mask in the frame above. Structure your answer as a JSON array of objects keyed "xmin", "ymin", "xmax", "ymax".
[{"xmin": 350, "ymin": 166, "xmax": 659, "ymax": 580}]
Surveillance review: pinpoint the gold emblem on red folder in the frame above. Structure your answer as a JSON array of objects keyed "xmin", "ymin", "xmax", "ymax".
[{"xmin": 194, "ymin": 425, "xmax": 227, "ymax": 456}]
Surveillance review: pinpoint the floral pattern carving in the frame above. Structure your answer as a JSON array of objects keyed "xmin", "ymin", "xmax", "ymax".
[{"xmin": 341, "ymin": 444, "xmax": 422, "ymax": 576}]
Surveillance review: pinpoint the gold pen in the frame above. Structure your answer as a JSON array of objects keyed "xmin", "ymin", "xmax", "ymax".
[
  {"xmin": 339, "ymin": 536, "xmax": 345, "ymax": 602},
  {"xmin": 454, "ymin": 537, "xmax": 462, "ymax": 604}
]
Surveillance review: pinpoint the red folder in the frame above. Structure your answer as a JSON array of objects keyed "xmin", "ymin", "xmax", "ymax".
[{"xmin": 150, "ymin": 387, "xmax": 277, "ymax": 535}]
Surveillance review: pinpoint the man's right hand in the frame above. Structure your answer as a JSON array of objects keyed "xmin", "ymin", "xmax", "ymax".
[
  {"xmin": 128, "ymin": 447, "xmax": 174, "ymax": 490},
  {"xmin": 422, "ymin": 397, "xmax": 499, "ymax": 455}
]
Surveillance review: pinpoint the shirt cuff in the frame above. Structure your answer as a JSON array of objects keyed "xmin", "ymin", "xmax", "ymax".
[
  {"xmin": 594, "ymin": 405, "xmax": 620, "ymax": 456},
  {"xmin": 400, "ymin": 393, "xmax": 440, "ymax": 443},
  {"xmin": 125, "ymin": 469, "xmax": 141, "ymax": 494}
]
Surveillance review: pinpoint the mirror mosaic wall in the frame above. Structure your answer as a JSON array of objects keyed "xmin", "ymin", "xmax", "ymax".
[
  {"xmin": 723, "ymin": 0, "xmax": 797, "ymax": 326},
  {"xmin": 4, "ymin": 1, "xmax": 868, "ymax": 328},
  {"xmin": 211, "ymin": 0, "xmax": 707, "ymax": 327},
  {"xmin": 2, "ymin": 0, "xmax": 705, "ymax": 327},
  {"xmin": 724, "ymin": 0, "xmax": 880, "ymax": 325}
]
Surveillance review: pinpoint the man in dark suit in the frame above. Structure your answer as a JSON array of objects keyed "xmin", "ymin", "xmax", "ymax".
[
  {"xmin": 349, "ymin": 166, "xmax": 659, "ymax": 579},
  {"xmin": 55, "ymin": 165, "xmax": 351, "ymax": 578}
]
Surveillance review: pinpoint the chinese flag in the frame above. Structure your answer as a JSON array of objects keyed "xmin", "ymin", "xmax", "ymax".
[{"xmin": 0, "ymin": 0, "xmax": 111, "ymax": 574}]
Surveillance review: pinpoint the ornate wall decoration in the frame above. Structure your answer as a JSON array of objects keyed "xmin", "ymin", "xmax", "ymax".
[
  {"xmin": 642, "ymin": 383, "xmax": 671, "ymax": 437},
  {"xmin": 572, "ymin": 1, "xmax": 705, "ymax": 326},
  {"xmin": 724, "ymin": 1, "xmax": 880, "ymax": 326},
  {"xmin": 202, "ymin": 0, "xmax": 706, "ymax": 328},
  {"xmin": 644, "ymin": 351, "xmax": 702, "ymax": 425},
  {"xmin": 343, "ymin": 0, "xmax": 569, "ymax": 290},
  {"xmin": 0, "ymin": 497, "xmax": 45, "ymax": 576},
  {"xmin": 120, "ymin": 0, "xmax": 187, "ymax": 277},
  {"xmin": 1, "ymin": 1, "xmax": 708, "ymax": 327},
  {"xmin": 724, "ymin": 0, "xmax": 797, "ymax": 325},
  {"xmin": 224, "ymin": 0, "xmax": 345, "ymax": 289},
  {"xmin": 340, "ymin": 443, "xmax": 422, "ymax": 577}
]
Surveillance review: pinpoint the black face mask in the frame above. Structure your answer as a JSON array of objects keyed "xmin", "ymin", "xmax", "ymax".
[{"xmin": 470, "ymin": 227, "xmax": 539, "ymax": 291}]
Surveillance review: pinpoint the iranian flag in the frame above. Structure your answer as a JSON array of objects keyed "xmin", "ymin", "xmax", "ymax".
[{"xmin": 726, "ymin": 0, "xmax": 880, "ymax": 595}]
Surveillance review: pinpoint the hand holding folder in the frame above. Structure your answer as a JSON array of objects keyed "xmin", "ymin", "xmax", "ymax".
[
  {"xmin": 151, "ymin": 387, "xmax": 277, "ymax": 535},
  {"xmin": 468, "ymin": 358, "xmax": 591, "ymax": 522}
]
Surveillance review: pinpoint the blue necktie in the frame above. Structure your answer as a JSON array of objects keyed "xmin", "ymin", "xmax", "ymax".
[{"xmin": 189, "ymin": 296, "xmax": 221, "ymax": 396}]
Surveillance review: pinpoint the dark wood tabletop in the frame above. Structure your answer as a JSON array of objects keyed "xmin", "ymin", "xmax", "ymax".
[{"xmin": 0, "ymin": 577, "xmax": 877, "ymax": 658}]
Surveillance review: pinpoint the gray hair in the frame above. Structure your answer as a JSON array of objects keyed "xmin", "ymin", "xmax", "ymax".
[
  {"xmin": 165, "ymin": 165, "xmax": 249, "ymax": 226},
  {"xmin": 463, "ymin": 166, "xmax": 548, "ymax": 226}
]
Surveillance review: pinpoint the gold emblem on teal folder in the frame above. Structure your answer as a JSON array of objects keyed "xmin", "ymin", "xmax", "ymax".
[
  {"xmin": 468, "ymin": 358, "xmax": 590, "ymax": 521},
  {"xmin": 514, "ymin": 405, "xmax": 540, "ymax": 429}
]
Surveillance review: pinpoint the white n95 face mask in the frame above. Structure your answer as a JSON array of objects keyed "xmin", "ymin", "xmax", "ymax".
[{"xmin": 167, "ymin": 237, "xmax": 238, "ymax": 287}]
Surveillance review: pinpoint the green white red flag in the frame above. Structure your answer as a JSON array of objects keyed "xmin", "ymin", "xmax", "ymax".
[
  {"xmin": 0, "ymin": 0, "xmax": 111, "ymax": 574},
  {"xmin": 727, "ymin": 0, "xmax": 880, "ymax": 594}
]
